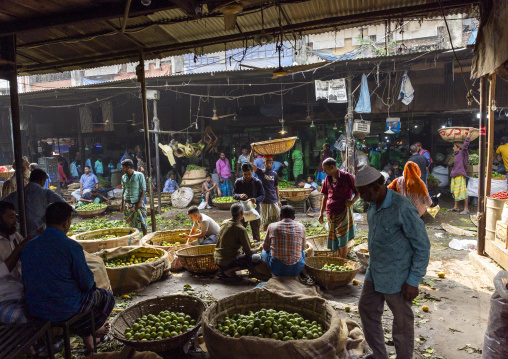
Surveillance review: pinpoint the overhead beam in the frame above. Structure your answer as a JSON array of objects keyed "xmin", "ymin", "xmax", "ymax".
[
  {"xmin": 0, "ymin": 2, "xmax": 179, "ymax": 36},
  {"xmin": 18, "ymin": 0, "xmax": 477, "ymax": 74}
]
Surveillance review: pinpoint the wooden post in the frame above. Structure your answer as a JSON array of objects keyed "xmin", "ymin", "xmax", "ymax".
[
  {"xmin": 0, "ymin": 35, "xmax": 27, "ymax": 236},
  {"xmin": 485, "ymin": 74, "xmax": 496, "ymax": 197},
  {"xmin": 477, "ymin": 76, "xmax": 488, "ymax": 256},
  {"xmin": 137, "ymin": 50, "xmax": 156, "ymax": 232},
  {"xmin": 153, "ymin": 100, "xmax": 161, "ymax": 215}
]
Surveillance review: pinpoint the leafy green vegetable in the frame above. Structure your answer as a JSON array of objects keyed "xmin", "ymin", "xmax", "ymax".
[{"xmin": 186, "ymin": 165, "xmax": 205, "ymax": 171}]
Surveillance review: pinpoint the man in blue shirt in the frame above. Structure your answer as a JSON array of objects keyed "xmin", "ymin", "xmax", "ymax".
[
  {"xmin": 21, "ymin": 202, "xmax": 115, "ymax": 353},
  {"xmin": 355, "ymin": 167, "xmax": 430, "ymax": 359},
  {"xmin": 71, "ymin": 165, "xmax": 99, "ymax": 203},
  {"xmin": 251, "ymin": 153, "xmax": 282, "ymax": 231},
  {"xmin": 163, "ymin": 173, "xmax": 179, "ymax": 193}
]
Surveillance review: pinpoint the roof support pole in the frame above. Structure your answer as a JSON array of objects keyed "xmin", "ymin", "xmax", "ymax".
[
  {"xmin": 345, "ymin": 74, "xmax": 355, "ymax": 174},
  {"xmin": 0, "ymin": 35, "xmax": 27, "ymax": 236},
  {"xmin": 477, "ymin": 75, "xmax": 488, "ymax": 256},
  {"xmin": 485, "ymin": 74, "xmax": 496, "ymax": 197},
  {"xmin": 137, "ymin": 49, "xmax": 156, "ymax": 232}
]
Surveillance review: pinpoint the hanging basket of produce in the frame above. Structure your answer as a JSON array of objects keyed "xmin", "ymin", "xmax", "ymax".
[
  {"xmin": 75, "ymin": 203, "xmax": 108, "ymax": 218},
  {"xmin": 202, "ymin": 288, "xmax": 347, "ymax": 359},
  {"xmin": 212, "ymin": 197, "xmax": 238, "ymax": 210},
  {"xmin": 251, "ymin": 137, "xmax": 298, "ymax": 155},
  {"xmin": 71, "ymin": 227, "xmax": 140, "ymax": 253},
  {"xmin": 438, "ymin": 127, "xmax": 479, "ymax": 143},
  {"xmin": 99, "ymin": 246, "xmax": 170, "ymax": 294},
  {"xmin": 112, "ymin": 295, "xmax": 207, "ymax": 352}
]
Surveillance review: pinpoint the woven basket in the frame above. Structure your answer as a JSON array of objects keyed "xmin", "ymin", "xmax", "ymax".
[
  {"xmin": 71, "ymin": 228, "xmax": 140, "ymax": 253},
  {"xmin": 251, "ymin": 137, "xmax": 298, "ymax": 155},
  {"xmin": 212, "ymin": 199, "xmax": 238, "ymax": 210},
  {"xmin": 176, "ymin": 244, "xmax": 219, "ymax": 274},
  {"xmin": 439, "ymin": 127, "xmax": 479, "ymax": 143},
  {"xmin": 279, "ymin": 188, "xmax": 313, "ymax": 202},
  {"xmin": 306, "ymin": 236, "xmax": 355, "ymax": 257},
  {"xmin": 141, "ymin": 229, "xmax": 189, "ymax": 253},
  {"xmin": 75, "ymin": 206, "xmax": 107, "ymax": 218},
  {"xmin": 147, "ymin": 193, "xmax": 173, "ymax": 205},
  {"xmin": 107, "ymin": 201, "xmax": 122, "ymax": 211},
  {"xmin": 112, "ymin": 295, "xmax": 207, "ymax": 352},
  {"xmin": 305, "ymin": 257, "xmax": 359, "ymax": 289},
  {"xmin": 203, "ymin": 288, "xmax": 343, "ymax": 359}
]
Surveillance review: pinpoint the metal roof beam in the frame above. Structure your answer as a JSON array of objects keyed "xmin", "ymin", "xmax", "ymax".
[{"xmin": 0, "ymin": 2, "xmax": 179, "ymax": 36}]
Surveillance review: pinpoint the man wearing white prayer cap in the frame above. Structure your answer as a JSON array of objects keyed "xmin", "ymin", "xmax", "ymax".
[{"xmin": 355, "ymin": 167, "xmax": 430, "ymax": 359}]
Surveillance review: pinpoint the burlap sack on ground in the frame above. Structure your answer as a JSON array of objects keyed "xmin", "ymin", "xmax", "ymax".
[
  {"xmin": 203, "ymin": 288, "xmax": 346, "ymax": 359},
  {"xmin": 84, "ymin": 250, "xmax": 112, "ymax": 292},
  {"xmin": 98, "ymin": 246, "xmax": 170, "ymax": 295},
  {"xmin": 263, "ymin": 276, "xmax": 322, "ymax": 297},
  {"xmin": 84, "ymin": 347, "xmax": 162, "ymax": 359},
  {"xmin": 309, "ymin": 191, "xmax": 323, "ymax": 210}
]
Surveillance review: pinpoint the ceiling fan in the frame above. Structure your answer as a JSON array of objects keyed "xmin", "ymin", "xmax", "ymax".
[
  {"xmin": 210, "ymin": 0, "xmax": 268, "ymax": 31},
  {"xmin": 200, "ymin": 108, "xmax": 237, "ymax": 121}
]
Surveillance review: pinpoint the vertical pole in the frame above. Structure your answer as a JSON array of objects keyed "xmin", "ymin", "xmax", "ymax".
[
  {"xmin": 153, "ymin": 99, "xmax": 162, "ymax": 215},
  {"xmin": 477, "ymin": 76, "xmax": 488, "ymax": 256},
  {"xmin": 485, "ymin": 74, "xmax": 496, "ymax": 197},
  {"xmin": 1, "ymin": 35, "xmax": 27, "ymax": 236},
  {"xmin": 77, "ymin": 108, "xmax": 85, "ymax": 174},
  {"xmin": 137, "ymin": 50, "xmax": 156, "ymax": 232},
  {"xmin": 345, "ymin": 74, "xmax": 355, "ymax": 174}
]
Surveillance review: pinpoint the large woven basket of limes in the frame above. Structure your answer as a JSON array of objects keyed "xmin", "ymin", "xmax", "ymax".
[
  {"xmin": 75, "ymin": 203, "xmax": 107, "ymax": 218},
  {"xmin": 71, "ymin": 227, "xmax": 140, "ymax": 253},
  {"xmin": 141, "ymin": 229, "xmax": 189, "ymax": 252},
  {"xmin": 202, "ymin": 288, "xmax": 345, "ymax": 358},
  {"xmin": 305, "ymin": 257, "xmax": 359, "ymax": 289},
  {"xmin": 306, "ymin": 235, "xmax": 355, "ymax": 258},
  {"xmin": 176, "ymin": 244, "xmax": 219, "ymax": 274},
  {"xmin": 212, "ymin": 196, "xmax": 238, "ymax": 210},
  {"xmin": 112, "ymin": 295, "xmax": 207, "ymax": 352},
  {"xmin": 100, "ymin": 247, "xmax": 170, "ymax": 294}
]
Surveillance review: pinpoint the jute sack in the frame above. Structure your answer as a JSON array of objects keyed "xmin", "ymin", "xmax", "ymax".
[
  {"xmin": 203, "ymin": 288, "xmax": 346, "ymax": 359},
  {"xmin": 309, "ymin": 192, "xmax": 323, "ymax": 210},
  {"xmin": 71, "ymin": 228, "xmax": 140, "ymax": 253},
  {"xmin": 84, "ymin": 250, "xmax": 112, "ymax": 292},
  {"xmin": 98, "ymin": 246, "xmax": 170, "ymax": 295},
  {"xmin": 183, "ymin": 169, "xmax": 207, "ymax": 180}
]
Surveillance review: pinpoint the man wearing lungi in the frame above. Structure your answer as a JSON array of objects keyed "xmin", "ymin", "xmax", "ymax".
[
  {"xmin": 120, "ymin": 159, "xmax": 148, "ymax": 236},
  {"xmin": 216, "ymin": 152, "xmax": 233, "ymax": 197},
  {"xmin": 318, "ymin": 158, "xmax": 359, "ymax": 258},
  {"xmin": 251, "ymin": 153, "xmax": 282, "ymax": 231},
  {"xmin": 448, "ymin": 128, "xmax": 473, "ymax": 215}
]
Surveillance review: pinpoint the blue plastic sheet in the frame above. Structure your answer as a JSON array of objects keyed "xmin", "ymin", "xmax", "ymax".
[{"xmin": 354, "ymin": 73, "xmax": 371, "ymax": 113}]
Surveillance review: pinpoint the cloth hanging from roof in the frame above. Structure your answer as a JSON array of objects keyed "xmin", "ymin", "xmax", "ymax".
[
  {"xmin": 398, "ymin": 71, "xmax": 414, "ymax": 105},
  {"xmin": 354, "ymin": 73, "xmax": 371, "ymax": 113}
]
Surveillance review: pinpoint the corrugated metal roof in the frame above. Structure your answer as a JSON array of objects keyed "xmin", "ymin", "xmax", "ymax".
[{"xmin": 0, "ymin": 0, "xmax": 477, "ymax": 75}]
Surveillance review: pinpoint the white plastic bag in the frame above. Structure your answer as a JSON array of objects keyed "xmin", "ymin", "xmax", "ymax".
[
  {"xmin": 198, "ymin": 201, "xmax": 207, "ymax": 210},
  {"xmin": 448, "ymin": 238, "xmax": 477, "ymax": 251},
  {"xmin": 171, "ymin": 187, "xmax": 194, "ymax": 208},
  {"xmin": 240, "ymin": 200, "xmax": 261, "ymax": 222}
]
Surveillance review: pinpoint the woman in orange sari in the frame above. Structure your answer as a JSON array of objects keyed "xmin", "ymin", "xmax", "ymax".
[{"xmin": 388, "ymin": 161, "xmax": 432, "ymax": 217}]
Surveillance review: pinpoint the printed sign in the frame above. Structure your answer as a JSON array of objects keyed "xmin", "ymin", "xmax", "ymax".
[
  {"xmin": 315, "ymin": 78, "xmax": 347, "ymax": 103},
  {"xmin": 479, "ymin": 126, "xmax": 486, "ymax": 136},
  {"xmin": 385, "ymin": 117, "xmax": 401, "ymax": 134}
]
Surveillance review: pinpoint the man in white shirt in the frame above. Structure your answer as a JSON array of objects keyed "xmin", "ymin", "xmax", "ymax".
[
  {"xmin": 0, "ymin": 201, "xmax": 33, "ymax": 324},
  {"xmin": 185, "ymin": 206, "xmax": 220, "ymax": 245}
]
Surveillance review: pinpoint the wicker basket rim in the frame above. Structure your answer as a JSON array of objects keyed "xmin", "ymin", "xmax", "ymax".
[
  {"xmin": 176, "ymin": 245, "xmax": 216, "ymax": 258},
  {"xmin": 251, "ymin": 137, "xmax": 298, "ymax": 146},
  {"xmin": 305, "ymin": 257, "xmax": 360, "ymax": 271},
  {"xmin": 75, "ymin": 206, "xmax": 107, "ymax": 214},
  {"xmin": 74, "ymin": 227, "xmax": 137, "ymax": 241}
]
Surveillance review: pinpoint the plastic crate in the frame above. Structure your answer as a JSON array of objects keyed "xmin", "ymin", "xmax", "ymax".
[{"xmin": 38, "ymin": 157, "xmax": 58, "ymax": 166}]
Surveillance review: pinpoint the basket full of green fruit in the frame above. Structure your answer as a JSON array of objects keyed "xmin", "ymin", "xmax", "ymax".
[
  {"xmin": 305, "ymin": 256, "xmax": 359, "ymax": 289},
  {"xmin": 212, "ymin": 196, "xmax": 238, "ymax": 210},
  {"xmin": 75, "ymin": 203, "xmax": 108, "ymax": 218}
]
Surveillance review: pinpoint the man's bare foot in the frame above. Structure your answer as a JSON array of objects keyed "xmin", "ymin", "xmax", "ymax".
[
  {"xmin": 96, "ymin": 323, "xmax": 111, "ymax": 337},
  {"xmin": 82, "ymin": 323, "xmax": 111, "ymax": 352}
]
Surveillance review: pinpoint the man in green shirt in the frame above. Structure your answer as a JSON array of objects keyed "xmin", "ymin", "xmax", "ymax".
[
  {"xmin": 120, "ymin": 159, "xmax": 147, "ymax": 236},
  {"xmin": 214, "ymin": 203, "xmax": 262, "ymax": 281}
]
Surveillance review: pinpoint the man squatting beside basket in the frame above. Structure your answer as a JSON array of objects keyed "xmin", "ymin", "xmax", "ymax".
[
  {"xmin": 355, "ymin": 167, "xmax": 430, "ymax": 359},
  {"xmin": 318, "ymin": 158, "xmax": 359, "ymax": 258},
  {"xmin": 120, "ymin": 159, "xmax": 148, "ymax": 237},
  {"xmin": 184, "ymin": 206, "xmax": 221, "ymax": 245},
  {"xmin": 250, "ymin": 151, "xmax": 282, "ymax": 231}
]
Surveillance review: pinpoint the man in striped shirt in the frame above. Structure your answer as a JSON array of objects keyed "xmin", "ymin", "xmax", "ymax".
[{"xmin": 262, "ymin": 205, "xmax": 306, "ymax": 276}]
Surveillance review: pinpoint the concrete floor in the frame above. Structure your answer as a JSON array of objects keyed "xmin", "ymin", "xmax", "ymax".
[{"xmin": 80, "ymin": 193, "xmax": 497, "ymax": 359}]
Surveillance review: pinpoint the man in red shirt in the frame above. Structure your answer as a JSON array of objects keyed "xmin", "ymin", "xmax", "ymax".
[
  {"xmin": 58, "ymin": 159, "xmax": 68, "ymax": 188},
  {"xmin": 318, "ymin": 158, "xmax": 360, "ymax": 258}
]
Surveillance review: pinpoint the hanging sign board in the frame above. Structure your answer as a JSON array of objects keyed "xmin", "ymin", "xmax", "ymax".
[
  {"xmin": 315, "ymin": 79, "xmax": 347, "ymax": 103},
  {"xmin": 385, "ymin": 117, "xmax": 401, "ymax": 134}
]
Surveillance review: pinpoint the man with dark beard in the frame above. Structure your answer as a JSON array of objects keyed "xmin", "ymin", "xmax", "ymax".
[{"xmin": 0, "ymin": 201, "xmax": 32, "ymax": 324}]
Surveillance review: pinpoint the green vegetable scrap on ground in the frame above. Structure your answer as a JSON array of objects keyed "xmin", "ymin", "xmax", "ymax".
[
  {"xmin": 216, "ymin": 309, "xmax": 324, "ymax": 341},
  {"xmin": 77, "ymin": 203, "xmax": 107, "ymax": 211},
  {"xmin": 124, "ymin": 311, "xmax": 196, "ymax": 341},
  {"xmin": 69, "ymin": 219, "xmax": 125, "ymax": 234},
  {"xmin": 214, "ymin": 197, "xmax": 236, "ymax": 203}
]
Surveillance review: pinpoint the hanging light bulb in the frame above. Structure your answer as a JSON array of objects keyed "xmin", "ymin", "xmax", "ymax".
[
  {"xmin": 279, "ymin": 118, "xmax": 286, "ymax": 135},
  {"xmin": 333, "ymin": 123, "xmax": 338, "ymax": 130},
  {"xmin": 195, "ymin": 122, "xmax": 198, "ymax": 129},
  {"xmin": 491, "ymin": 100, "xmax": 497, "ymax": 112},
  {"xmin": 310, "ymin": 121, "xmax": 315, "ymax": 128},
  {"xmin": 212, "ymin": 108, "xmax": 219, "ymax": 121}
]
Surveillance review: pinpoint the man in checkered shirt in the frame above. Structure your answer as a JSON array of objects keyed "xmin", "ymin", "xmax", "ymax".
[{"xmin": 262, "ymin": 205, "xmax": 306, "ymax": 277}]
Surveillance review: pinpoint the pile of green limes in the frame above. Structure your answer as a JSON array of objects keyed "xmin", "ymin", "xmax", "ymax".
[
  {"xmin": 124, "ymin": 311, "xmax": 196, "ymax": 341},
  {"xmin": 214, "ymin": 197, "xmax": 236, "ymax": 203},
  {"xmin": 161, "ymin": 241, "xmax": 181, "ymax": 247},
  {"xmin": 322, "ymin": 264, "xmax": 353, "ymax": 272},
  {"xmin": 105, "ymin": 254, "xmax": 160, "ymax": 268},
  {"xmin": 78, "ymin": 203, "xmax": 107, "ymax": 211},
  {"xmin": 216, "ymin": 309, "xmax": 324, "ymax": 340}
]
